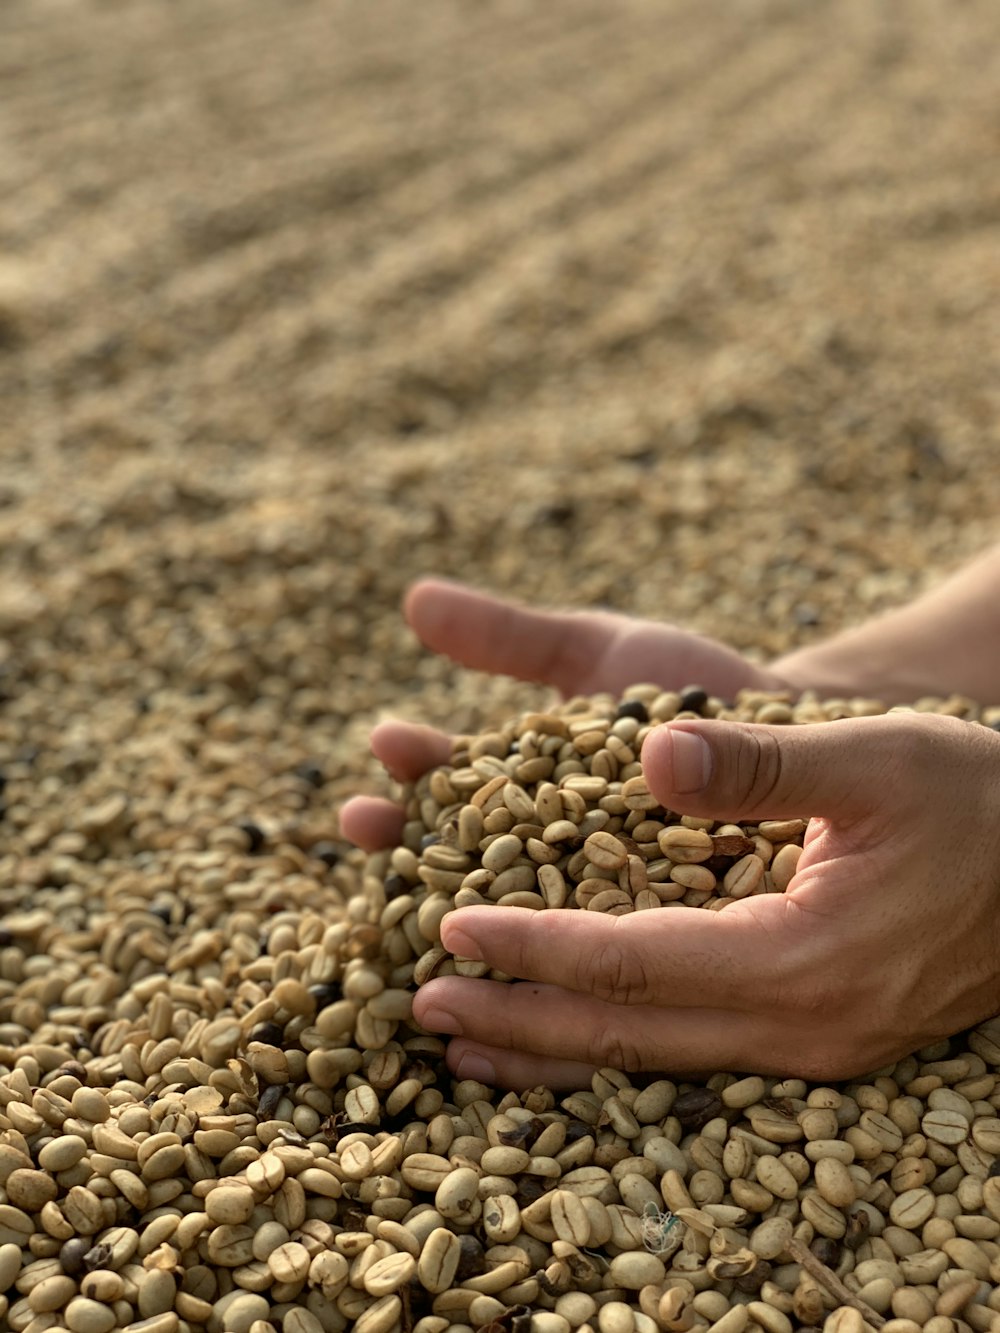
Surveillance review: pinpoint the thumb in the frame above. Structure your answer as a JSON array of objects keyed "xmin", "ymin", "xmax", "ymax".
[{"xmin": 641, "ymin": 715, "xmax": 905, "ymax": 823}]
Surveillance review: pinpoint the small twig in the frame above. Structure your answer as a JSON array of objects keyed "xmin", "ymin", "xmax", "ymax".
[{"xmin": 786, "ymin": 1237, "xmax": 886, "ymax": 1329}]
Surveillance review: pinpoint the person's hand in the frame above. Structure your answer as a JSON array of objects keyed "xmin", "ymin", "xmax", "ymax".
[
  {"xmin": 340, "ymin": 578, "xmax": 787, "ymax": 851},
  {"xmin": 408, "ymin": 712, "xmax": 1000, "ymax": 1088}
]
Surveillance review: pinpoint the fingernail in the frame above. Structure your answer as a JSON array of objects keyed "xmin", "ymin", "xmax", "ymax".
[
  {"xmin": 454, "ymin": 1050, "xmax": 496, "ymax": 1085},
  {"xmin": 440, "ymin": 922, "xmax": 483, "ymax": 961},
  {"xmin": 665, "ymin": 726, "xmax": 713, "ymax": 793},
  {"xmin": 419, "ymin": 1006, "xmax": 463, "ymax": 1036}
]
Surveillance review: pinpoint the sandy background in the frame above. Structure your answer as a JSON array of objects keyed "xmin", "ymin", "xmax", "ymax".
[{"xmin": 2, "ymin": 0, "xmax": 1000, "ymax": 832}]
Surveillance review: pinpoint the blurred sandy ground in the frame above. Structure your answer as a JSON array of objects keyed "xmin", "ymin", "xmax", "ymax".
[{"xmin": 1, "ymin": 0, "xmax": 999, "ymax": 800}]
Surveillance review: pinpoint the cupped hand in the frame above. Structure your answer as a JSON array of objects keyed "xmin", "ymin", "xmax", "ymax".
[
  {"xmin": 412, "ymin": 712, "xmax": 1000, "ymax": 1088},
  {"xmin": 340, "ymin": 578, "xmax": 786, "ymax": 850}
]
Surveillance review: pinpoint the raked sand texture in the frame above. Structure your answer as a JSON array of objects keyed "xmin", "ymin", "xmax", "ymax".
[{"xmin": 2, "ymin": 3, "xmax": 1000, "ymax": 1331}]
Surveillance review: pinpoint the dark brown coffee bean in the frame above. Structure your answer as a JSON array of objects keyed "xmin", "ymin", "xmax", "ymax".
[{"xmin": 674, "ymin": 1088, "xmax": 723, "ymax": 1129}]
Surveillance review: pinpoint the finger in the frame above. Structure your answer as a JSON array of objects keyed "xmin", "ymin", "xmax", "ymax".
[
  {"xmin": 641, "ymin": 714, "xmax": 909, "ymax": 823},
  {"xmin": 405, "ymin": 577, "xmax": 619, "ymax": 695},
  {"xmin": 446, "ymin": 1038, "xmax": 597, "ymax": 1092},
  {"xmin": 414, "ymin": 976, "xmax": 770, "ymax": 1078},
  {"xmin": 338, "ymin": 796, "xmax": 405, "ymax": 852},
  {"xmin": 437, "ymin": 902, "xmax": 792, "ymax": 1011},
  {"xmin": 370, "ymin": 720, "xmax": 452, "ymax": 782}
]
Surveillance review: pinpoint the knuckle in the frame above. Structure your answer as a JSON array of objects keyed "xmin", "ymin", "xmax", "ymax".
[
  {"xmin": 735, "ymin": 728, "xmax": 784, "ymax": 816},
  {"xmin": 586, "ymin": 1025, "xmax": 647, "ymax": 1074},
  {"xmin": 588, "ymin": 934, "xmax": 652, "ymax": 1007}
]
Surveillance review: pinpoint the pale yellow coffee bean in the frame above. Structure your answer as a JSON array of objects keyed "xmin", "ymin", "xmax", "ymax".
[
  {"xmin": 340, "ymin": 1140, "xmax": 374, "ymax": 1180},
  {"xmin": 480, "ymin": 1145, "xmax": 531, "ymax": 1175},
  {"xmin": 968, "ymin": 1118, "xmax": 1000, "ymax": 1157},
  {"xmin": 935, "ymin": 1277, "xmax": 981, "ymax": 1319},
  {"xmin": 859, "ymin": 1109, "xmax": 903, "ymax": 1151},
  {"xmin": 416, "ymin": 1227, "xmax": 461, "ymax": 1293},
  {"xmin": 481, "ymin": 834, "xmax": 524, "ymax": 873},
  {"xmin": 584, "ymin": 830, "xmax": 628, "ymax": 870},
  {"xmin": 804, "ymin": 1138, "xmax": 855, "ymax": 1165},
  {"xmin": 28, "ymin": 1273, "xmax": 77, "ymax": 1313},
  {"xmin": 814, "ymin": 1156, "xmax": 857, "ymax": 1207},
  {"xmin": 755, "ymin": 1156, "xmax": 799, "ymax": 1200},
  {"xmin": 352, "ymin": 1292, "xmax": 404, "ymax": 1333},
  {"xmin": 891, "ymin": 1287, "xmax": 936, "ymax": 1325},
  {"xmin": 268, "ymin": 1240, "xmax": 311, "ymax": 1284},
  {"xmin": 283, "ymin": 1310, "xmax": 326, "ymax": 1333},
  {"xmin": 890, "ymin": 1187, "xmax": 937, "ymax": 1229},
  {"xmin": 65, "ymin": 1296, "xmax": 118, "ymax": 1333},
  {"xmin": 928, "ymin": 1086, "xmax": 974, "ymax": 1119},
  {"xmin": 363, "ymin": 1251, "xmax": 417, "ymax": 1296},
  {"xmin": 769, "ymin": 842, "xmax": 802, "ymax": 891},
  {"xmin": 669, "ymin": 863, "xmax": 717, "ymax": 892},
  {"xmin": 744, "ymin": 1112, "xmax": 803, "ymax": 1151},
  {"xmin": 941, "ymin": 1236, "xmax": 991, "ymax": 1279},
  {"xmin": 37, "ymin": 1135, "xmax": 88, "ymax": 1172},
  {"xmin": 542, "ymin": 818, "xmax": 581, "ymax": 845},
  {"xmin": 922, "ymin": 1107, "xmax": 972, "ymax": 1145},
  {"xmin": 71, "ymin": 1088, "xmax": 111, "ymax": 1123},
  {"xmin": 211, "ymin": 1292, "xmax": 271, "ymax": 1333},
  {"xmin": 605, "ymin": 1096, "xmax": 641, "ymax": 1139},
  {"xmin": 557, "ymin": 1293, "xmax": 598, "ymax": 1327},
  {"xmin": 657, "ymin": 827, "xmax": 714, "ymax": 863},
  {"xmin": 400, "ymin": 1153, "xmax": 451, "ymax": 1192},
  {"xmin": 206, "ymin": 1183, "xmax": 256, "ymax": 1225},
  {"xmin": 821, "ymin": 1309, "xmax": 867, "ymax": 1333},
  {"xmin": 800, "ymin": 1190, "xmax": 847, "ymax": 1238},
  {"xmin": 723, "ymin": 853, "xmax": 764, "ymax": 898},
  {"xmin": 0, "ymin": 1241, "xmax": 22, "ymax": 1292},
  {"xmin": 529, "ymin": 1312, "xmax": 572, "ymax": 1333},
  {"xmin": 747, "ymin": 1303, "xmax": 793, "ymax": 1333},
  {"xmin": 598, "ymin": 1301, "xmax": 637, "ymax": 1333},
  {"xmin": 633, "ymin": 1081, "xmax": 676, "ymax": 1122},
  {"xmin": 750, "ymin": 1216, "xmax": 793, "ymax": 1260},
  {"xmin": 757, "ymin": 819, "xmax": 806, "ymax": 841},
  {"xmin": 483, "ymin": 1193, "xmax": 521, "ymax": 1244},
  {"xmin": 309, "ymin": 1249, "xmax": 350, "ymax": 1299},
  {"xmin": 434, "ymin": 1166, "xmax": 480, "ymax": 1221},
  {"xmin": 721, "ymin": 1075, "xmax": 767, "ymax": 1109},
  {"xmin": 696, "ymin": 1292, "xmax": 736, "ymax": 1325},
  {"xmin": 608, "ymin": 1251, "xmax": 666, "ymax": 1289},
  {"xmin": 6, "ymin": 1168, "xmax": 58, "ymax": 1210},
  {"xmin": 79, "ymin": 1270, "xmax": 125, "ymax": 1303},
  {"xmin": 584, "ymin": 886, "xmax": 634, "ymax": 913},
  {"xmin": 705, "ymin": 1307, "xmax": 749, "ymax": 1333},
  {"xmin": 538, "ymin": 863, "xmax": 568, "ymax": 907},
  {"xmin": 550, "ymin": 1189, "xmax": 591, "ymax": 1246}
]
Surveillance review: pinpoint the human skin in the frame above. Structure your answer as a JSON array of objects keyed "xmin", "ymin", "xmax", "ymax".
[{"xmin": 340, "ymin": 558, "xmax": 1000, "ymax": 1089}]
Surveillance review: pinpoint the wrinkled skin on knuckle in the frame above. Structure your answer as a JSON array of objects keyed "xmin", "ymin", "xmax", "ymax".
[
  {"xmin": 731, "ymin": 726, "xmax": 785, "ymax": 818},
  {"xmin": 585, "ymin": 1023, "xmax": 649, "ymax": 1074},
  {"xmin": 584, "ymin": 924, "xmax": 654, "ymax": 1007}
]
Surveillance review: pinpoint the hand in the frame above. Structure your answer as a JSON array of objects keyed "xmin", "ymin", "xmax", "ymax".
[
  {"xmin": 340, "ymin": 578, "xmax": 786, "ymax": 850},
  {"xmin": 412, "ymin": 712, "xmax": 1000, "ymax": 1088}
]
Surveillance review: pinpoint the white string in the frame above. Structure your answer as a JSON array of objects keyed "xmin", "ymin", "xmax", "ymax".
[{"xmin": 641, "ymin": 1202, "xmax": 683, "ymax": 1256}]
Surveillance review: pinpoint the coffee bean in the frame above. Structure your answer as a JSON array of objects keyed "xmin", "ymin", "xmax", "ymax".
[
  {"xmin": 679, "ymin": 686, "xmax": 709, "ymax": 712},
  {"xmin": 615, "ymin": 700, "xmax": 649, "ymax": 723},
  {"xmin": 237, "ymin": 820, "xmax": 265, "ymax": 852},
  {"xmin": 674, "ymin": 1088, "xmax": 724, "ymax": 1129}
]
